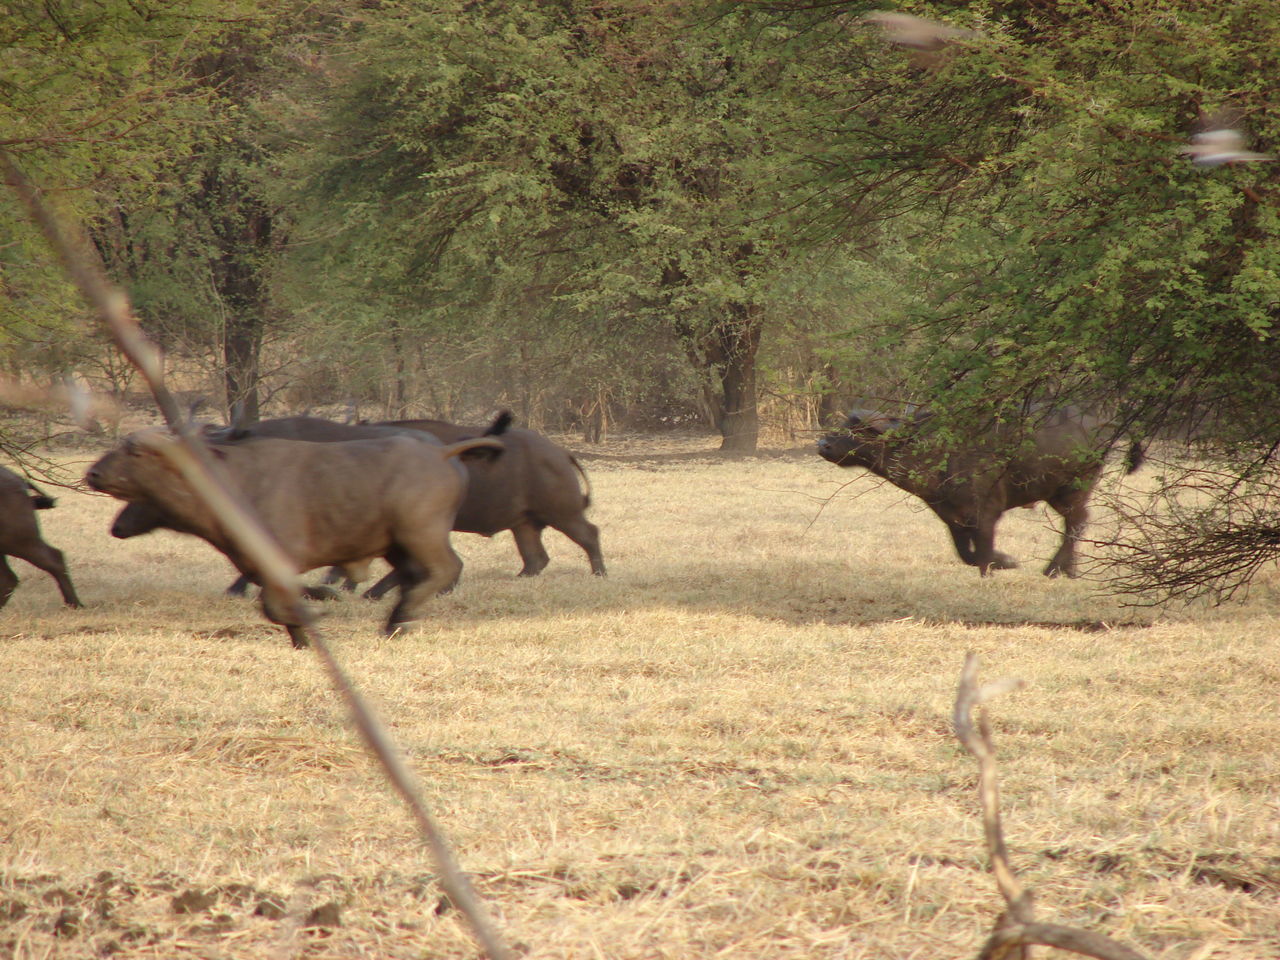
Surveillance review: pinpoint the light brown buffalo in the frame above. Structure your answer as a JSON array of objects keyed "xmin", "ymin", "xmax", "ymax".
[{"xmin": 86, "ymin": 429, "xmax": 500, "ymax": 646}]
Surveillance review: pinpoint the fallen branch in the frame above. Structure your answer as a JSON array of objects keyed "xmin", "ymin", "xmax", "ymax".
[
  {"xmin": 2, "ymin": 150, "xmax": 513, "ymax": 960},
  {"xmin": 953, "ymin": 654, "xmax": 1149, "ymax": 960}
]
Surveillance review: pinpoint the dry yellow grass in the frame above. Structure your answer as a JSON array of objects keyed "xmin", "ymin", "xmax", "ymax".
[{"xmin": 1, "ymin": 434, "xmax": 1277, "ymax": 959}]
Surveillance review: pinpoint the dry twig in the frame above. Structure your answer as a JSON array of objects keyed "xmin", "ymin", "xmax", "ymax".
[
  {"xmin": 953, "ymin": 654, "xmax": 1149, "ymax": 960},
  {"xmin": 1, "ymin": 150, "xmax": 513, "ymax": 960}
]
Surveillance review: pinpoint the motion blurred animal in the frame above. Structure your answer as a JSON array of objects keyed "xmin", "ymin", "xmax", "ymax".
[
  {"xmin": 109, "ymin": 500, "xmax": 367, "ymax": 601},
  {"xmin": 0, "ymin": 467, "xmax": 81, "ymax": 610},
  {"xmin": 211, "ymin": 412, "xmax": 604, "ymax": 580},
  {"xmin": 86, "ymin": 429, "xmax": 501, "ymax": 646},
  {"xmin": 817, "ymin": 407, "xmax": 1143, "ymax": 577}
]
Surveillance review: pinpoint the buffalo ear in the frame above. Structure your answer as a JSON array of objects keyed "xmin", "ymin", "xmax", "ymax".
[{"xmin": 485, "ymin": 410, "xmax": 514, "ymax": 437}]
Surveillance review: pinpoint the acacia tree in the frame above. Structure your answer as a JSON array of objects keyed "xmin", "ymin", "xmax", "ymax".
[
  {"xmin": 0, "ymin": 1, "xmax": 223, "ymax": 400},
  {"xmin": 1, "ymin": 0, "xmax": 291, "ymax": 425},
  {"xmin": 287, "ymin": 0, "xmax": 862, "ymax": 450}
]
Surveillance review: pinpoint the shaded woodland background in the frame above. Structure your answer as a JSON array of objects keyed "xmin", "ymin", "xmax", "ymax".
[{"xmin": 6, "ymin": 1, "xmax": 1280, "ymax": 597}]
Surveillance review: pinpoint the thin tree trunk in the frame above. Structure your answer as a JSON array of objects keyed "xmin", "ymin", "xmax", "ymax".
[
  {"xmin": 716, "ymin": 302, "xmax": 761, "ymax": 453},
  {"xmin": 223, "ymin": 314, "xmax": 261, "ymax": 424},
  {"xmin": 206, "ymin": 168, "xmax": 272, "ymax": 426},
  {"xmin": 387, "ymin": 318, "xmax": 407, "ymax": 417}
]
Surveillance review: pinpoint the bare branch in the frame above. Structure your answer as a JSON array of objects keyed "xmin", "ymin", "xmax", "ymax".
[
  {"xmin": 954, "ymin": 654, "xmax": 1151, "ymax": 960},
  {"xmin": 1088, "ymin": 453, "xmax": 1280, "ymax": 604},
  {"xmin": 953, "ymin": 654, "xmax": 1030, "ymax": 919},
  {"xmin": 1, "ymin": 149, "xmax": 513, "ymax": 960}
]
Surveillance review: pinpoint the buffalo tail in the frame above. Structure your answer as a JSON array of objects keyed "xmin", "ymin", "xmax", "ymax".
[{"xmin": 1124, "ymin": 440, "xmax": 1146, "ymax": 474}]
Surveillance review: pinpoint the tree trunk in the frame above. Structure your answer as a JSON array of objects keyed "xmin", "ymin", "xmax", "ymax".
[
  {"xmin": 816, "ymin": 362, "xmax": 843, "ymax": 429},
  {"xmin": 223, "ymin": 314, "xmax": 261, "ymax": 425},
  {"xmin": 206, "ymin": 167, "xmax": 273, "ymax": 425},
  {"xmin": 387, "ymin": 318, "xmax": 407, "ymax": 417},
  {"xmin": 715, "ymin": 302, "xmax": 761, "ymax": 453}
]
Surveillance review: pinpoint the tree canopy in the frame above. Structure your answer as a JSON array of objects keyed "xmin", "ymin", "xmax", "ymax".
[{"xmin": 7, "ymin": 0, "xmax": 1280, "ymax": 593}]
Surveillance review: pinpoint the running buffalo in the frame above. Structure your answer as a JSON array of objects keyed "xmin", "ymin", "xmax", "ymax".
[
  {"xmin": 817, "ymin": 407, "xmax": 1143, "ymax": 577},
  {"xmin": 378, "ymin": 416, "xmax": 605, "ymax": 578},
  {"xmin": 207, "ymin": 413, "xmax": 605, "ymax": 580},
  {"xmin": 0, "ymin": 466, "xmax": 81, "ymax": 610},
  {"xmin": 86, "ymin": 428, "xmax": 501, "ymax": 645}
]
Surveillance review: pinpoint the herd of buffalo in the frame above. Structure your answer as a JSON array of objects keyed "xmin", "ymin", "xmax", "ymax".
[{"xmin": 0, "ymin": 406, "xmax": 1144, "ymax": 644}]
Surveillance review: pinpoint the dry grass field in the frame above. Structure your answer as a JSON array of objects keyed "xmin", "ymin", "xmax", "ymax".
[{"xmin": 1, "ymin": 432, "xmax": 1278, "ymax": 959}]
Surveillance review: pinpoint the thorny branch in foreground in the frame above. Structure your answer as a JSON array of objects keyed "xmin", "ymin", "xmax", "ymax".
[
  {"xmin": 1, "ymin": 150, "xmax": 514, "ymax": 960},
  {"xmin": 1087, "ymin": 456, "xmax": 1280, "ymax": 605},
  {"xmin": 953, "ymin": 654, "xmax": 1149, "ymax": 960}
]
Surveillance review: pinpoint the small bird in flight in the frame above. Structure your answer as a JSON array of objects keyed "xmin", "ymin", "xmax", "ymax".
[
  {"xmin": 1179, "ymin": 127, "xmax": 1273, "ymax": 167},
  {"xmin": 862, "ymin": 11, "xmax": 976, "ymax": 51}
]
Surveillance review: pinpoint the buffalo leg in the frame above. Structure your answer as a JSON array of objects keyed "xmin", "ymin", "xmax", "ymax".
[
  {"xmin": 362, "ymin": 569, "xmax": 401, "ymax": 601},
  {"xmin": 337, "ymin": 558, "xmax": 371, "ymax": 591},
  {"xmin": 259, "ymin": 586, "xmax": 310, "ymax": 648},
  {"xmin": 11, "ymin": 541, "xmax": 81, "ymax": 607},
  {"xmin": 512, "ymin": 523, "xmax": 551, "ymax": 577},
  {"xmin": 970, "ymin": 519, "xmax": 1018, "ymax": 576},
  {"xmin": 553, "ymin": 517, "xmax": 606, "ymax": 577},
  {"xmin": 1044, "ymin": 490, "xmax": 1090, "ymax": 578},
  {"xmin": 385, "ymin": 529, "xmax": 462, "ymax": 634},
  {"xmin": 944, "ymin": 521, "xmax": 979, "ymax": 565},
  {"xmin": 945, "ymin": 518, "xmax": 1016, "ymax": 573},
  {"xmin": 972, "ymin": 524, "xmax": 1001, "ymax": 577},
  {"xmin": 326, "ymin": 558, "xmax": 373, "ymax": 591},
  {"xmin": 0, "ymin": 557, "xmax": 17, "ymax": 609}
]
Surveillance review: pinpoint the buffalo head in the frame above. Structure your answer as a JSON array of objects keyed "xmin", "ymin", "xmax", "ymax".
[
  {"xmin": 85, "ymin": 429, "xmax": 196, "ymax": 504},
  {"xmin": 110, "ymin": 501, "xmax": 168, "ymax": 539},
  {"xmin": 816, "ymin": 410, "xmax": 907, "ymax": 469}
]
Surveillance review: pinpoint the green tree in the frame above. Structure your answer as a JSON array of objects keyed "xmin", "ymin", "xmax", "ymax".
[
  {"xmin": 285, "ymin": 0, "xmax": 867, "ymax": 450},
  {"xmin": 2, "ymin": 1, "xmax": 310, "ymax": 426},
  {"xmin": 1, "ymin": 0, "xmax": 221, "ymax": 402}
]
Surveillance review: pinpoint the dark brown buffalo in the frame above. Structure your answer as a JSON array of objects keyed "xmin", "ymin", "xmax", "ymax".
[
  {"xmin": 208, "ymin": 413, "xmax": 604, "ymax": 579},
  {"xmin": 377, "ymin": 416, "xmax": 604, "ymax": 578},
  {"xmin": 0, "ymin": 467, "xmax": 81, "ymax": 610},
  {"xmin": 85, "ymin": 428, "xmax": 501, "ymax": 645},
  {"xmin": 817, "ymin": 407, "xmax": 1143, "ymax": 577}
]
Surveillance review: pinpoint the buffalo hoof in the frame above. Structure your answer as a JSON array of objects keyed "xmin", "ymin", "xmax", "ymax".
[
  {"xmin": 225, "ymin": 577, "xmax": 252, "ymax": 598},
  {"xmin": 286, "ymin": 625, "xmax": 310, "ymax": 649},
  {"xmin": 1044, "ymin": 564, "xmax": 1080, "ymax": 579}
]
